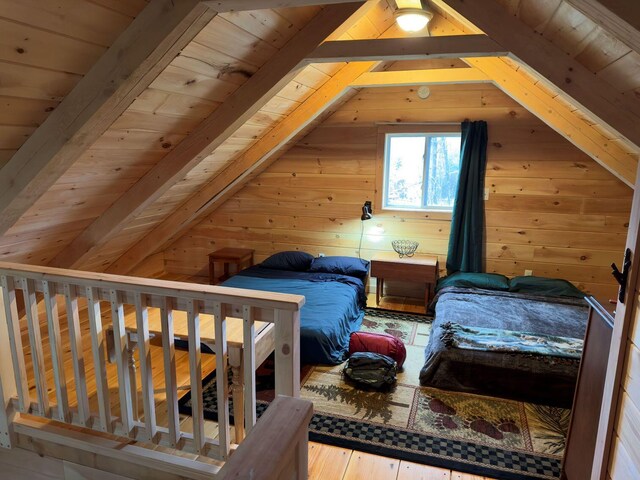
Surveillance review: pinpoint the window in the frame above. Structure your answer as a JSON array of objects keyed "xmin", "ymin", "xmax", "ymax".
[{"xmin": 382, "ymin": 132, "xmax": 461, "ymax": 211}]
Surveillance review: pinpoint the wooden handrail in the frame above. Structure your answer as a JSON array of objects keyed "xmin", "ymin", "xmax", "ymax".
[
  {"xmin": 0, "ymin": 262, "xmax": 305, "ymax": 311},
  {"xmin": 0, "ymin": 262, "xmax": 304, "ymax": 464},
  {"xmin": 220, "ymin": 396, "xmax": 313, "ymax": 480}
]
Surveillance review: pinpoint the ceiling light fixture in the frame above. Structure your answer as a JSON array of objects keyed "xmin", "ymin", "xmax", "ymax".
[{"xmin": 395, "ymin": 7, "xmax": 433, "ymax": 33}]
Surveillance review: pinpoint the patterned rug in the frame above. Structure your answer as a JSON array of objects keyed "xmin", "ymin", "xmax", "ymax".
[{"xmin": 179, "ymin": 308, "xmax": 569, "ymax": 480}]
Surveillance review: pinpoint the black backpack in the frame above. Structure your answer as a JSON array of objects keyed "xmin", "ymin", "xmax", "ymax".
[{"xmin": 343, "ymin": 352, "xmax": 397, "ymax": 389}]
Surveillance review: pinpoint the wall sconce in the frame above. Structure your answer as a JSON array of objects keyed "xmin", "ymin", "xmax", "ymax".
[
  {"xmin": 361, "ymin": 201, "xmax": 373, "ymax": 221},
  {"xmin": 359, "ymin": 201, "xmax": 373, "ymax": 258}
]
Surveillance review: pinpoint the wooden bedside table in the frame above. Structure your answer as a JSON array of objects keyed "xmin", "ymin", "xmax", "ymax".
[
  {"xmin": 370, "ymin": 252, "xmax": 439, "ymax": 309},
  {"xmin": 208, "ymin": 248, "xmax": 255, "ymax": 284}
]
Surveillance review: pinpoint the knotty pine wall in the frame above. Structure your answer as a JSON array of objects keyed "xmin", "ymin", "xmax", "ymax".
[{"xmin": 164, "ymin": 83, "xmax": 632, "ymax": 303}]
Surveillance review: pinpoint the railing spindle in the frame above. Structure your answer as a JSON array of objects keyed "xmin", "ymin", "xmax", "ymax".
[
  {"xmin": 274, "ymin": 309, "xmax": 300, "ymax": 398},
  {"xmin": 63, "ymin": 284, "xmax": 90, "ymax": 426},
  {"xmin": 86, "ymin": 286, "xmax": 112, "ymax": 432},
  {"xmin": 43, "ymin": 280, "xmax": 69, "ymax": 422},
  {"xmin": 213, "ymin": 301, "xmax": 230, "ymax": 459},
  {"xmin": 242, "ymin": 305, "xmax": 256, "ymax": 435},
  {"xmin": 0, "ymin": 262, "xmax": 306, "ymax": 466},
  {"xmin": 134, "ymin": 293, "xmax": 156, "ymax": 442},
  {"xmin": 22, "ymin": 278, "xmax": 49, "ymax": 416},
  {"xmin": 110, "ymin": 289, "xmax": 133, "ymax": 435},
  {"xmin": 0, "ymin": 275, "xmax": 29, "ymax": 412},
  {"xmin": 160, "ymin": 297, "xmax": 180, "ymax": 447},
  {"xmin": 187, "ymin": 299, "xmax": 205, "ymax": 454}
]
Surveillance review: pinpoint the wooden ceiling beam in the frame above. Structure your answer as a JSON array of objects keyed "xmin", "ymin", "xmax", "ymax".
[
  {"xmin": 306, "ymin": 35, "xmax": 507, "ymax": 63},
  {"xmin": 434, "ymin": 0, "xmax": 640, "ymax": 150},
  {"xmin": 107, "ymin": 62, "xmax": 376, "ymax": 275},
  {"xmin": 350, "ymin": 68, "xmax": 490, "ymax": 87},
  {"xmin": 563, "ymin": 0, "xmax": 640, "ymax": 54},
  {"xmin": 202, "ymin": 0, "xmax": 367, "ymax": 11},
  {"xmin": 467, "ymin": 57, "xmax": 636, "ymax": 188},
  {"xmin": 49, "ymin": 2, "xmax": 364, "ymax": 270},
  {"xmin": 0, "ymin": 0, "xmax": 216, "ymax": 237}
]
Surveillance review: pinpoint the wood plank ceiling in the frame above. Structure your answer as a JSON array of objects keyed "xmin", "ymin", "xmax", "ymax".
[{"xmin": 0, "ymin": 0, "xmax": 638, "ymax": 275}]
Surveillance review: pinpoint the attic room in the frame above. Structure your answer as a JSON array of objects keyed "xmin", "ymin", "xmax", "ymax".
[{"xmin": 0, "ymin": 0, "xmax": 639, "ymax": 479}]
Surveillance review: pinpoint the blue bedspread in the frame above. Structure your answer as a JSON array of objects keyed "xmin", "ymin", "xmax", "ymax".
[{"xmin": 222, "ymin": 266, "xmax": 365, "ymax": 364}]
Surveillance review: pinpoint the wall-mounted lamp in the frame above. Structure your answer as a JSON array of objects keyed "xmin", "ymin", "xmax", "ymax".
[
  {"xmin": 361, "ymin": 201, "xmax": 373, "ymax": 221},
  {"xmin": 395, "ymin": 4, "xmax": 433, "ymax": 33},
  {"xmin": 359, "ymin": 201, "xmax": 373, "ymax": 258}
]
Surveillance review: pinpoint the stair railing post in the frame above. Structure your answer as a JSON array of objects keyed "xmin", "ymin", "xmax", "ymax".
[{"xmin": 0, "ymin": 283, "xmax": 16, "ymax": 448}]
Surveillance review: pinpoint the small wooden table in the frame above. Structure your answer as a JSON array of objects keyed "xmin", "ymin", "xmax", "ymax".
[
  {"xmin": 107, "ymin": 308, "xmax": 274, "ymax": 443},
  {"xmin": 208, "ymin": 248, "xmax": 254, "ymax": 284},
  {"xmin": 370, "ymin": 252, "xmax": 439, "ymax": 308}
]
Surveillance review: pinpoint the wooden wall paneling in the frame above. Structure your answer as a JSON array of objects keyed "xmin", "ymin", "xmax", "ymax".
[
  {"xmin": 0, "ymin": 0, "xmax": 217, "ymax": 237},
  {"xmin": 466, "ymin": 57, "xmax": 637, "ymax": 186},
  {"xmin": 574, "ymin": 27, "xmax": 632, "ymax": 73},
  {"xmin": 106, "ymin": 62, "xmax": 376, "ymax": 275},
  {"xmin": 159, "ymin": 84, "xmax": 628, "ymax": 305},
  {"xmin": 0, "ymin": 446, "xmax": 66, "ymax": 479},
  {"xmin": 204, "ymin": 0, "xmax": 365, "ymax": 11},
  {"xmin": 434, "ymin": 0, "xmax": 640, "ymax": 150},
  {"xmin": 539, "ymin": 2, "xmax": 598, "ymax": 57},
  {"xmin": 222, "ymin": 8, "xmax": 309, "ymax": 49},
  {"xmin": 191, "ymin": 15, "xmax": 281, "ymax": 68},
  {"xmin": 90, "ymin": 0, "xmax": 148, "ymax": 18},
  {"xmin": 563, "ymin": 0, "xmax": 640, "ymax": 55},
  {"xmin": 0, "ymin": 18, "xmax": 106, "ymax": 75},
  {"xmin": 49, "ymin": 3, "xmax": 364, "ymax": 271},
  {"xmin": 0, "ymin": 0, "xmax": 134, "ymax": 48}
]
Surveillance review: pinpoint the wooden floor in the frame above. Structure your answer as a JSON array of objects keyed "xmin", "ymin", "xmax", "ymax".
[
  {"xmin": 369, "ymin": 292, "xmax": 428, "ymax": 315},
  {"xmin": 308, "ymin": 442, "xmax": 489, "ymax": 480},
  {"xmin": 16, "ymin": 287, "xmax": 496, "ymax": 480}
]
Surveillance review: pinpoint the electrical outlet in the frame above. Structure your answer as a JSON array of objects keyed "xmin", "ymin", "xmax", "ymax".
[
  {"xmin": 484, "ymin": 188, "xmax": 490, "ymax": 201},
  {"xmin": 318, "ymin": 252, "xmax": 325, "ymax": 257},
  {"xmin": 524, "ymin": 269, "xmax": 533, "ymax": 276}
]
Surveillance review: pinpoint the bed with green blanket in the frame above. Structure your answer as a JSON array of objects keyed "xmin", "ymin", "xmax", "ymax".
[{"xmin": 420, "ymin": 274, "xmax": 589, "ymax": 407}]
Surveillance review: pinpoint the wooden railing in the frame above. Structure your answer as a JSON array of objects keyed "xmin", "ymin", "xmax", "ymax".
[{"xmin": 0, "ymin": 262, "xmax": 305, "ymax": 469}]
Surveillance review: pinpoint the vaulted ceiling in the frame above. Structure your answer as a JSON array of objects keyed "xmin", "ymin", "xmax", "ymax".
[{"xmin": 0, "ymin": 0, "xmax": 638, "ymax": 275}]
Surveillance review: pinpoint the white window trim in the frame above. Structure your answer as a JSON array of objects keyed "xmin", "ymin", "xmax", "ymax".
[{"xmin": 381, "ymin": 131, "xmax": 461, "ymax": 213}]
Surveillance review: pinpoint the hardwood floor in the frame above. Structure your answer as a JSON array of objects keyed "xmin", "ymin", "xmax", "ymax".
[
  {"xmin": 307, "ymin": 443, "xmax": 492, "ymax": 480},
  {"xmin": 367, "ymin": 292, "xmax": 428, "ymax": 315}
]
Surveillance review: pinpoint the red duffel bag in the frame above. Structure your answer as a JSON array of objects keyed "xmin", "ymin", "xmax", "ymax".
[{"xmin": 349, "ymin": 331, "xmax": 407, "ymax": 369}]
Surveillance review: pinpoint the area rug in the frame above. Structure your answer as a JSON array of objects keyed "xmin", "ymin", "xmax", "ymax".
[{"xmin": 179, "ymin": 308, "xmax": 568, "ymax": 480}]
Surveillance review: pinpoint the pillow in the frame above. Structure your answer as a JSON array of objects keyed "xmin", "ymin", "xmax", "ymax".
[
  {"xmin": 435, "ymin": 271, "xmax": 509, "ymax": 292},
  {"xmin": 509, "ymin": 276, "xmax": 585, "ymax": 298},
  {"xmin": 260, "ymin": 251, "xmax": 314, "ymax": 271},
  {"xmin": 308, "ymin": 256, "xmax": 370, "ymax": 279}
]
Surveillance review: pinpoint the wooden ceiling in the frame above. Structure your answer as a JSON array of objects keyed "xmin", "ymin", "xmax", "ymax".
[{"xmin": 0, "ymin": 0, "xmax": 638, "ymax": 275}]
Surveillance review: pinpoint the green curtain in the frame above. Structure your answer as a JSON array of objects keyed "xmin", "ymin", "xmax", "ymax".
[{"xmin": 446, "ymin": 120, "xmax": 488, "ymax": 274}]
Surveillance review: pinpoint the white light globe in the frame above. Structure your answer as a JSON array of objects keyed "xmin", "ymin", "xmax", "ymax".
[{"xmin": 395, "ymin": 9, "xmax": 433, "ymax": 32}]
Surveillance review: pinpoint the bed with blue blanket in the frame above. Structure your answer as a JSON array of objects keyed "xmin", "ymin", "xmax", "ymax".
[
  {"xmin": 420, "ymin": 272, "xmax": 590, "ymax": 407},
  {"xmin": 222, "ymin": 252, "xmax": 367, "ymax": 364}
]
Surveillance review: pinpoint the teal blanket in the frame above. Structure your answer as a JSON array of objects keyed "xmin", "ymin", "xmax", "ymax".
[{"xmin": 441, "ymin": 322, "xmax": 584, "ymax": 359}]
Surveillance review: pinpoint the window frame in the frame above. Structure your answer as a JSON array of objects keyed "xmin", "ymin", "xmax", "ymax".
[{"xmin": 375, "ymin": 125, "xmax": 462, "ymax": 217}]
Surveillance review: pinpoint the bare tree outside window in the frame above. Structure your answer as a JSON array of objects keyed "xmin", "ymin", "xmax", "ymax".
[{"xmin": 384, "ymin": 133, "xmax": 461, "ymax": 211}]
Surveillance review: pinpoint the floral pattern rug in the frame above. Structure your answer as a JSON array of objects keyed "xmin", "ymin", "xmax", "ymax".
[
  {"xmin": 301, "ymin": 308, "xmax": 570, "ymax": 459},
  {"xmin": 180, "ymin": 308, "xmax": 569, "ymax": 480}
]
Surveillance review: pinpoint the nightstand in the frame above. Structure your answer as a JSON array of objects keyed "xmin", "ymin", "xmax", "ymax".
[
  {"xmin": 208, "ymin": 248, "xmax": 255, "ymax": 284},
  {"xmin": 370, "ymin": 252, "xmax": 439, "ymax": 309}
]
